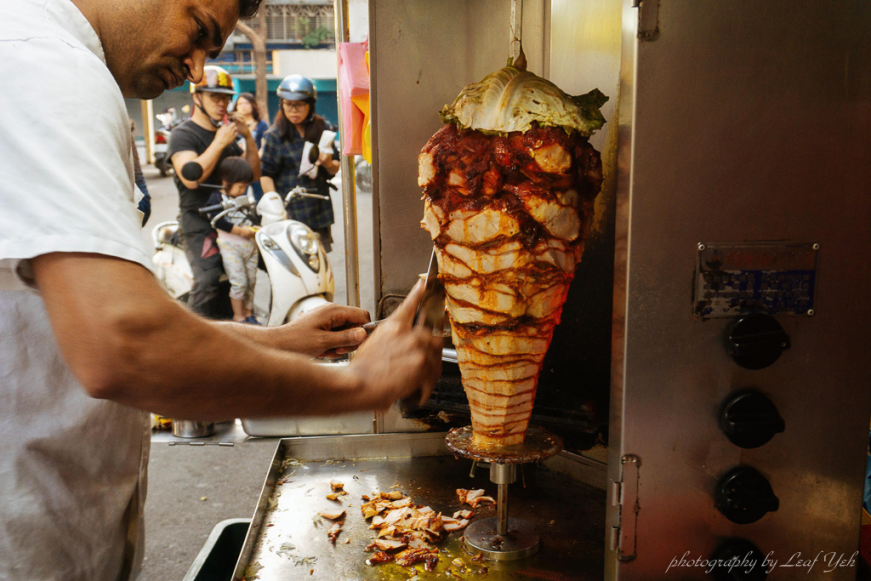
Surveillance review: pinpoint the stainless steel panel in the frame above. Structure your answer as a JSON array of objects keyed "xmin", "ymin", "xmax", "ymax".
[
  {"xmin": 545, "ymin": 450, "xmax": 609, "ymax": 491},
  {"xmin": 233, "ymin": 432, "xmax": 606, "ymax": 580},
  {"xmin": 240, "ymin": 361, "xmax": 376, "ymax": 437},
  {"xmin": 369, "ymin": 0, "xmax": 547, "ymax": 299},
  {"xmin": 608, "ymin": 1, "xmax": 871, "ymax": 579},
  {"xmin": 375, "ymin": 400, "xmax": 434, "ymax": 434},
  {"xmin": 605, "ymin": 2, "xmax": 637, "ymax": 578},
  {"xmin": 240, "ymin": 412, "xmax": 375, "ymax": 437}
]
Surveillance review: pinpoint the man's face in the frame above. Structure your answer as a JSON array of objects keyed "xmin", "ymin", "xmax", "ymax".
[
  {"xmin": 103, "ymin": 0, "xmax": 240, "ymax": 99},
  {"xmin": 196, "ymin": 91, "xmax": 232, "ymax": 121}
]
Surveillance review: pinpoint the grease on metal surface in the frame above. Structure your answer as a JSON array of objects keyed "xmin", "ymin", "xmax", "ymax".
[
  {"xmin": 445, "ymin": 426, "xmax": 564, "ymax": 464},
  {"xmin": 239, "ymin": 452, "xmax": 602, "ymax": 580}
]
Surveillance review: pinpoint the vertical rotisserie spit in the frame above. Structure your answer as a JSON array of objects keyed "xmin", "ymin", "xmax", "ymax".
[{"xmin": 419, "ymin": 59, "xmax": 607, "ymax": 446}]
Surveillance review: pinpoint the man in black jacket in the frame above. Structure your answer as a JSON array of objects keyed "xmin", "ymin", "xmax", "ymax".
[{"xmin": 168, "ymin": 65, "xmax": 259, "ymax": 317}]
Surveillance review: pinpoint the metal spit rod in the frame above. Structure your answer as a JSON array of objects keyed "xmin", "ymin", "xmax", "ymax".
[
  {"xmin": 497, "ymin": 483, "xmax": 509, "ymax": 536},
  {"xmin": 510, "ymin": 0, "xmax": 523, "ymax": 61},
  {"xmin": 490, "ymin": 463, "xmax": 517, "ymax": 536},
  {"xmin": 483, "ymin": 0, "xmax": 523, "ymax": 539},
  {"xmin": 334, "ymin": 0, "xmax": 361, "ymax": 308}
]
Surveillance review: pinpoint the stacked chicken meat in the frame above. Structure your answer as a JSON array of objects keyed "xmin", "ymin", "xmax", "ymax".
[
  {"xmin": 361, "ymin": 489, "xmax": 485, "ymax": 570},
  {"xmin": 419, "ymin": 62, "xmax": 606, "ymax": 446}
]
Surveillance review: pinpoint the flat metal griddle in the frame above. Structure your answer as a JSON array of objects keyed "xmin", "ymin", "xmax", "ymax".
[{"xmin": 233, "ymin": 433, "xmax": 605, "ymax": 581}]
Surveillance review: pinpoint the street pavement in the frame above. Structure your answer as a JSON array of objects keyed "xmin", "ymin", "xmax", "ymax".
[{"xmin": 136, "ymin": 160, "xmax": 376, "ymax": 581}]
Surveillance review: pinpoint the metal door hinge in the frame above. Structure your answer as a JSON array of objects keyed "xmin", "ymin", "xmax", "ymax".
[
  {"xmin": 633, "ymin": 0, "xmax": 660, "ymax": 41},
  {"xmin": 613, "ymin": 454, "xmax": 641, "ymax": 562},
  {"xmin": 610, "ymin": 481, "xmax": 622, "ymax": 506}
]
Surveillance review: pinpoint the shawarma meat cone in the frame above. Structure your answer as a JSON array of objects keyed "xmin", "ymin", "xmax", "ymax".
[{"xmin": 419, "ymin": 61, "xmax": 607, "ymax": 446}]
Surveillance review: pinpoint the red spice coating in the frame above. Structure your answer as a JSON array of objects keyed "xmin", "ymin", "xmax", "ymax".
[{"xmin": 420, "ymin": 123, "xmax": 602, "ymax": 251}]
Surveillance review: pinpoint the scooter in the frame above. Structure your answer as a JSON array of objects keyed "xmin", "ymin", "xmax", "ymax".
[
  {"xmin": 153, "ymin": 106, "xmax": 188, "ymax": 177},
  {"xmin": 151, "ymin": 220, "xmax": 194, "ymax": 301},
  {"xmin": 244, "ymin": 189, "xmax": 336, "ymax": 325},
  {"xmin": 152, "ymin": 162, "xmax": 334, "ymax": 325}
]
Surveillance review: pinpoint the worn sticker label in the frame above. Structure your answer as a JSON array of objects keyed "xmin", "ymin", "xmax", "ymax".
[{"xmin": 693, "ymin": 243, "xmax": 818, "ymax": 318}]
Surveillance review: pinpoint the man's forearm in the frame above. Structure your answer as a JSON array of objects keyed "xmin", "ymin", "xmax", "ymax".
[
  {"xmin": 261, "ymin": 175, "xmax": 276, "ymax": 193},
  {"xmin": 194, "ymin": 139, "xmax": 227, "ymax": 182},
  {"xmin": 244, "ymin": 135, "xmax": 261, "ymax": 181},
  {"xmin": 216, "ymin": 320, "xmax": 288, "ymax": 350},
  {"xmin": 32, "ymin": 253, "xmax": 369, "ymax": 421}
]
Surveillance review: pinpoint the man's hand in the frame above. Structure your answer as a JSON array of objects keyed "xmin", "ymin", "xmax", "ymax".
[
  {"xmin": 231, "ymin": 113, "xmax": 253, "ymax": 139},
  {"xmin": 270, "ymin": 303, "xmax": 372, "ymax": 358},
  {"xmin": 316, "ymin": 150, "xmax": 332, "ymax": 166},
  {"xmin": 345, "ymin": 281, "xmax": 443, "ymax": 410},
  {"xmin": 316, "ymin": 150, "xmax": 340, "ymax": 175},
  {"xmin": 215, "ymin": 122, "xmax": 238, "ymax": 148}
]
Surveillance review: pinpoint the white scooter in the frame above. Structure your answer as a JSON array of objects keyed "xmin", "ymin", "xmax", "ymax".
[
  {"xmin": 153, "ymin": 106, "xmax": 188, "ymax": 177},
  {"xmin": 152, "ymin": 162, "xmax": 334, "ymax": 325},
  {"xmin": 152, "ymin": 220, "xmax": 194, "ymax": 301}
]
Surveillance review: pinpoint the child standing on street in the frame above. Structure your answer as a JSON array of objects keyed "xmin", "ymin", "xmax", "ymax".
[{"xmin": 207, "ymin": 156, "xmax": 260, "ymax": 324}]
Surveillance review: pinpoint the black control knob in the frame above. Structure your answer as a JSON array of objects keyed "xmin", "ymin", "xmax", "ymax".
[
  {"xmin": 726, "ymin": 314, "xmax": 790, "ymax": 370},
  {"xmin": 709, "ymin": 539, "xmax": 768, "ymax": 580},
  {"xmin": 715, "ymin": 466, "xmax": 779, "ymax": 524},
  {"xmin": 720, "ymin": 391, "xmax": 785, "ymax": 449}
]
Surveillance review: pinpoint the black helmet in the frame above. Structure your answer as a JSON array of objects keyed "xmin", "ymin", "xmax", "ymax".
[{"xmin": 277, "ymin": 74, "xmax": 316, "ymax": 102}]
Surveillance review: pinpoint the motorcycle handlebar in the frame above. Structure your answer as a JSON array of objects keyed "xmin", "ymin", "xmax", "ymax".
[
  {"xmin": 285, "ymin": 187, "xmax": 330, "ymax": 203},
  {"xmin": 198, "ymin": 203, "xmax": 224, "ymax": 214}
]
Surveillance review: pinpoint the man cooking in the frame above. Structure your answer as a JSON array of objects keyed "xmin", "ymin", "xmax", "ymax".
[{"xmin": 0, "ymin": 1, "xmax": 443, "ymax": 580}]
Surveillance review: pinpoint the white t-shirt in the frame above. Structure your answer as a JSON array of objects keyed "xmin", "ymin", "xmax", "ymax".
[{"xmin": 0, "ymin": 1, "xmax": 154, "ymax": 579}]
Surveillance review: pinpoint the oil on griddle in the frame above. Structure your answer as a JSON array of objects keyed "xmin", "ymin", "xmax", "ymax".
[{"xmin": 239, "ymin": 454, "xmax": 604, "ymax": 580}]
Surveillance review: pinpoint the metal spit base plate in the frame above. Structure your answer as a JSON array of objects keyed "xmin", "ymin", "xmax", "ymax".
[
  {"xmin": 464, "ymin": 517, "xmax": 541, "ymax": 561},
  {"xmin": 232, "ymin": 432, "xmax": 605, "ymax": 581},
  {"xmin": 445, "ymin": 425, "xmax": 564, "ymax": 464}
]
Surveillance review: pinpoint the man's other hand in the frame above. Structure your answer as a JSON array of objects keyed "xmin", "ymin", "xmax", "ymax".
[
  {"xmin": 276, "ymin": 303, "xmax": 371, "ymax": 358},
  {"xmin": 231, "ymin": 113, "xmax": 253, "ymax": 139},
  {"xmin": 346, "ymin": 281, "xmax": 443, "ymax": 410},
  {"xmin": 215, "ymin": 122, "xmax": 238, "ymax": 148}
]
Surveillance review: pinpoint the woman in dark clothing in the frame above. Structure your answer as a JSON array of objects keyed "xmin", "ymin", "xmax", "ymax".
[
  {"xmin": 234, "ymin": 92, "xmax": 269, "ymax": 151},
  {"xmin": 260, "ymin": 75, "xmax": 340, "ymax": 252}
]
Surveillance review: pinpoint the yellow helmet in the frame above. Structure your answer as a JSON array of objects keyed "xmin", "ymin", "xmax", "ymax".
[{"xmin": 190, "ymin": 65, "xmax": 236, "ymax": 95}]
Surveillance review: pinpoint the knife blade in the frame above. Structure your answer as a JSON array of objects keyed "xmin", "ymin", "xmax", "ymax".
[
  {"xmin": 355, "ymin": 248, "xmax": 445, "ymax": 337},
  {"xmin": 415, "ymin": 247, "xmax": 445, "ymax": 332},
  {"xmin": 399, "ymin": 247, "xmax": 445, "ymax": 409}
]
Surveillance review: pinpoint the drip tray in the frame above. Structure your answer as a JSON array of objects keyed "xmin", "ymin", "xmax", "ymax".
[{"xmin": 233, "ymin": 432, "xmax": 606, "ymax": 581}]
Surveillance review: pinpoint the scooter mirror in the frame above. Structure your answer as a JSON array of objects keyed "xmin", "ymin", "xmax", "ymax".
[
  {"xmin": 181, "ymin": 161, "xmax": 204, "ymax": 182},
  {"xmin": 308, "ymin": 144, "xmax": 320, "ymax": 164}
]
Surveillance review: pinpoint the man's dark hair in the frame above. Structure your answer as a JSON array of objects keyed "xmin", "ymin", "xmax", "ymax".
[
  {"xmin": 220, "ymin": 156, "xmax": 254, "ymax": 185},
  {"xmin": 238, "ymin": 0, "xmax": 263, "ymax": 19}
]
